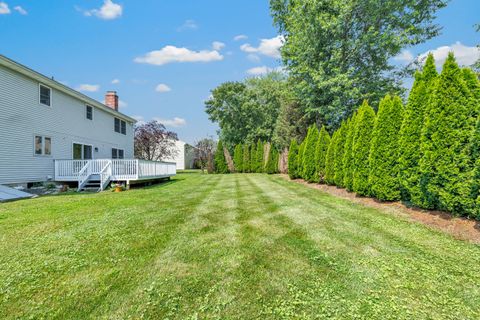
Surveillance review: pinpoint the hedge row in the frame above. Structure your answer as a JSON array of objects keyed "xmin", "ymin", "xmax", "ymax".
[
  {"xmin": 289, "ymin": 53, "xmax": 480, "ymax": 218},
  {"xmin": 215, "ymin": 140, "xmax": 281, "ymax": 174}
]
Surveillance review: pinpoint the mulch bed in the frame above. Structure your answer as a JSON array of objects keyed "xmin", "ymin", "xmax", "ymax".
[{"xmin": 280, "ymin": 174, "xmax": 480, "ymax": 244}]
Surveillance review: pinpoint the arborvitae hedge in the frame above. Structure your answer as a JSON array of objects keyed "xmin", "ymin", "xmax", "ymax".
[
  {"xmin": 472, "ymin": 116, "xmax": 480, "ymax": 217},
  {"xmin": 333, "ymin": 121, "xmax": 347, "ymax": 187},
  {"xmin": 352, "ymin": 101, "xmax": 376, "ymax": 196},
  {"xmin": 288, "ymin": 139, "xmax": 299, "ymax": 179},
  {"xmin": 315, "ymin": 126, "xmax": 331, "ymax": 183},
  {"xmin": 462, "ymin": 68, "xmax": 480, "ymax": 101},
  {"xmin": 419, "ymin": 53, "xmax": 476, "ymax": 215},
  {"xmin": 398, "ymin": 54, "xmax": 437, "ymax": 203},
  {"xmin": 297, "ymin": 140, "xmax": 306, "ymax": 179},
  {"xmin": 250, "ymin": 144, "xmax": 256, "ymax": 172},
  {"xmin": 243, "ymin": 144, "xmax": 251, "ymax": 173},
  {"xmin": 233, "ymin": 144, "xmax": 243, "ymax": 173},
  {"xmin": 325, "ymin": 131, "xmax": 337, "ymax": 185},
  {"xmin": 255, "ymin": 140, "xmax": 264, "ymax": 173},
  {"xmin": 214, "ymin": 140, "xmax": 229, "ymax": 174},
  {"xmin": 302, "ymin": 125, "xmax": 320, "ymax": 182},
  {"xmin": 266, "ymin": 145, "xmax": 278, "ymax": 174},
  {"xmin": 343, "ymin": 112, "xmax": 357, "ymax": 191},
  {"xmin": 368, "ymin": 95, "xmax": 404, "ymax": 201}
]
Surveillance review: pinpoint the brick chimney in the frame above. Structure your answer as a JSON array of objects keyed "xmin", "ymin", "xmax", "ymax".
[{"xmin": 105, "ymin": 91, "xmax": 119, "ymax": 111}]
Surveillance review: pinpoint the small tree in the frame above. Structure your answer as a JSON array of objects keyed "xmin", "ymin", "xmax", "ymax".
[
  {"xmin": 302, "ymin": 125, "xmax": 320, "ymax": 182},
  {"xmin": 343, "ymin": 112, "xmax": 357, "ymax": 191},
  {"xmin": 194, "ymin": 137, "xmax": 216, "ymax": 173},
  {"xmin": 134, "ymin": 121, "xmax": 178, "ymax": 161},
  {"xmin": 214, "ymin": 140, "xmax": 229, "ymax": 174},
  {"xmin": 315, "ymin": 126, "xmax": 331, "ymax": 183},
  {"xmin": 368, "ymin": 95, "xmax": 404, "ymax": 201},
  {"xmin": 471, "ymin": 116, "xmax": 480, "ymax": 218},
  {"xmin": 297, "ymin": 140, "xmax": 307, "ymax": 179},
  {"xmin": 419, "ymin": 53, "xmax": 476, "ymax": 214},
  {"xmin": 265, "ymin": 145, "xmax": 277, "ymax": 174},
  {"xmin": 233, "ymin": 144, "xmax": 244, "ymax": 173},
  {"xmin": 288, "ymin": 139, "xmax": 299, "ymax": 179},
  {"xmin": 352, "ymin": 101, "xmax": 376, "ymax": 196},
  {"xmin": 243, "ymin": 144, "xmax": 251, "ymax": 173},
  {"xmin": 325, "ymin": 131, "xmax": 337, "ymax": 185},
  {"xmin": 255, "ymin": 140, "xmax": 265, "ymax": 173},
  {"xmin": 334, "ymin": 120, "xmax": 348, "ymax": 187}
]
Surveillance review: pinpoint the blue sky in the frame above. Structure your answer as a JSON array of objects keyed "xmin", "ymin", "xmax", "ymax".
[{"xmin": 1, "ymin": 0, "xmax": 479, "ymax": 144}]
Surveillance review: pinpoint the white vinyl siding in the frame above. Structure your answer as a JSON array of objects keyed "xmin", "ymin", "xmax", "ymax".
[{"xmin": 0, "ymin": 64, "xmax": 134, "ymax": 184}]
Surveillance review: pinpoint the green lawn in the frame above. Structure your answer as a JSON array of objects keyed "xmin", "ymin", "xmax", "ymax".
[{"xmin": 1, "ymin": 173, "xmax": 479, "ymax": 319}]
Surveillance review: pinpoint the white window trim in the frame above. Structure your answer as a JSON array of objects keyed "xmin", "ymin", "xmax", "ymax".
[
  {"xmin": 33, "ymin": 135, "xmax": 52, "ymax": 157},
  {"xmin": 72, "ymin": 142, "xmax": 94, "ymax": 160},
  {"xmin": 38, "ymin": 83, "xmax": 52, "ymax": 107},
  {"xmin": 86, "ymin": 105, "xmax": 94, "ymax": 120}
]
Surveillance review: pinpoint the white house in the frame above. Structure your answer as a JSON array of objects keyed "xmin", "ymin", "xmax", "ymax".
[
  {"xmin": 163, "ymin": 140, "xmax": 195, "ymax": 170},
  {"xmin": 0, "ymin": 55, "xmax": 175, "ymax": 192}
]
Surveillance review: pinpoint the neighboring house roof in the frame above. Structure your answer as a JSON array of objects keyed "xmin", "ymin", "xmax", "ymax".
[{"xmin": 0, "ymin": 54, "xmax": 136, "ymax": 123}]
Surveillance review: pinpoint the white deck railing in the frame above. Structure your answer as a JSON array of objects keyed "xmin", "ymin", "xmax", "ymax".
[{"xmin": 54, "ymin": 159, "xmax": 176, "ymax": 182}]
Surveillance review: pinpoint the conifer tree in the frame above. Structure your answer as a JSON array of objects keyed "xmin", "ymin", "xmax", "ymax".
[
  {"xmin": 288, "ymin": 139, "xmax": 299, "ymax": 179},
  {"xmin": 243, "ymin": 144, "xmax": 250, "ymax": 173},
  {"xmin": 255, "ymin": 140, "xmax": 264, "ymax": 173},
  {"xmin": 352, "ymin": 101, "xmax": 376, "ymax": 196},
  {"xmin": 333, "ymin": 121, "xmax": 348, "ymax": 187},
  {"xmin": 302, "ymin": 125, "xmax": 320, "ymax": 182},
  {"xmin": 471, "ymin": 116, "xmax": 480, "ymax": 218},
  {"xmin": 274, "ymin": 148, "xmax": 279, "ymax": 173},
  {"xmin": 368, "ymin": 95, "xmax": 404, "ymax": 201},
  {"xmin": 343, "ymin": 112, "xmax": 357, "ymax": 191},
  {"xmin": 398, "ymin": 53, "xmax": 438, "ymax": 203},
  {"xmin": 325, "ymin": 131, "xmax": 337, "ymax": 185},
  {"xmin": 315, "ymin": 126, "xmax": 331, "ymax": 183},
  {"xmin": 297, "ymin": 140, "xmax": 307, "ymax": 179},
  {"xmin": 233, "ymin": 144, "xmax": 243, "ymax": 173},
  {"xmin": 419, "ymin": 53, "xmax": 476, "ymax": 214},
  {"xmin": 214, "ymin": 140, "xmax": 229, "ymax": 174},
  {"xmin": 462, "ymin": 68, "xmax": 480, "ymax": 102},
  {"xmin": 249, "ymin": 144, "xmax": 256, "ymax": 172},
  {"xmin": 265, "ymin": 145, "xmax": 277, "ymax": 174}
]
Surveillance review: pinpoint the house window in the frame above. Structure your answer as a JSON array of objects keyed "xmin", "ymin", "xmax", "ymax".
[
  {"xmin": 112, "ymin": 148, "xmax": 124, "ymax": 159},
  {"xmin": 39, "ymin": 84, "xmax": 51, "ymax": 106},
  {"xmin": 114, "ymin": 118, "xmax": 126, "ymax": 135},
  {"xmin": 73, "ymin": 143, "xmax": 93, "ymax": 160},
  {"xmin": 86, "ymin": 105, "xmax": 93, "ymax": 120},
  {"xmin": 34, "ymin": 135, "xmax": 52, "ymax": 156}
]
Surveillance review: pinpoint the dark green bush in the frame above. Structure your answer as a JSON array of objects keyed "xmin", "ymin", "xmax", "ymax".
[
  {"xmin": 325, "ymin": 131, "xmax": 337, "ymax": 185},
  {"xmin": 243, "ymin": 144, "xmax": 251, "ymax": 173},
  {"xmin": 302, "ymin": 125, "xmax": 319, "ymax": 182},
  {"xmin": 214, "ymin": 140, "xmax": 229, "ymax": 174},
  {"xmin": 343, "ymin": 112, "xmax": 357, "ymax": 191},
  {"xmin": 333, "ymin": 121, "xmax": 347, "ymax": 187},
  {"xmin": 233, "ymin": 144, "xmax": 243, "ymax": 173},
  {"xmin": 288, "ymin": 139, "xmax": 299, "ymax": 179},
  {"xmin": 315, "ymin": 126, "xmax": 331, "ymax": 183}
]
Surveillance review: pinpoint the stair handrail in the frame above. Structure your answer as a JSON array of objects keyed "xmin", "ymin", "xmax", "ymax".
[
  {"xmin": 77, "ymin": 161, "xmax": 92, "ymax": 191},
  {"xmin": 99, "ymin": 161, "xmax": 112, "ymax": 192}
]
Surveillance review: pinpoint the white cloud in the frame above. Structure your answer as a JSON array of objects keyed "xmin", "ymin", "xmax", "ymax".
[
  {"xmin": 134, "ymin": 45, "xmax": 224, "ymax": 66},
  {"xmin": 177, "ymin": 19, "xmax": 198, "ymax": 31},
  {"xmin": 155, "ymin": 83, "xmax": 171, "ymax": 93},
  {"xmin": 212, "ymin": 41, "xmax": 225, "ymax": 51},
  {"xmin": 0, "ymin": 2, "xmax": 10, "ymax": 14},
  {"xmin": 247, "ymin": 66, "xmax": 273, "ymax": 76},
  {"xmin": 418, "ymin": 42, "xmax": 480, "ymax": 67},
  {"xmin": 111, "ymin": 78, "xmax": 120, "ymax": 84},
  {"xmin": 234, "ymin": 34, "xmax": 248, "ymax": 41},
  {"xmin": 393, "ymin": 50, "xmax": 414, "ymax": 64},
  {"xmin": 13, "ymin": 5, "xmax": 27, "ymax": 15},
  {"xmin": 76, "ymin": 84, "xmax": 100, "ymax": 92},
  {"xmin": 132, "ymin": 115, "xmax": 146, "ymax": 125},
  {"xmin": 153, "ymin": 117, "xmax": 187, "ymax": 128},
  {"xmin": 240, "ymin": 36, "xmax": 284, "ymax": 58},
  {"xmin": 82, "ymin": 0, "xmax": 122, "ymax": 20},
  {"xmin": 119, "ymin": 100, "xmax": 128, "ymax": 109}
]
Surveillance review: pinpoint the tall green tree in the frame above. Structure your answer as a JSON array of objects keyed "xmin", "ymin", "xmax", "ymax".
[
  {"xmin": 297, "ymin": 140, "xmax": 307, "ymax": 179},
  {"xmin": 419, "ymin": 53, "xmax": 477, "ymax": 215},
  {"xmin": 302, "ymin": 125, "xmax": 319, "ymax": 182},
  {"xmin": 471, "ymin": 116, "xmax": 480, "ymax": 218},
  {"xmin": 333, "ymin": 121, "xmax": 348, "ymax": 187},
  {"xmin": 325, "ymin": 132, "xmax": 337, "ymax": 185},
  {"xmin": 255, "ymin": 140, "xmax": 265, "ymax": 173},
  {"xmin": 343, "ymin": 112, "xmax": 358, "ymax": 191},
  {"xmin": 398, "ymin": 54, "xmax": 438, "ymax": 203},
  {"xmin": 214, "ymin": 140, "xmax": 229, "ymax": 174},
  {"xmin": 243, "ymin": 144, "xmax": 251, "ymax": 173},
  {"xmin": 205, "ymin": 72, "xmax": 289, "ymax": 148},
  {"xmin": 233, "ymin": 144, "xmax": 244, "ymax": 173},
  {"xmin": 315, "ymin": 126, "xmax": 331, "ymax": 183},
  {"xmin": 352, "ymin": 101, "xmax": 376, "ymax": 196},
  {"xmin": 265, "ymin": 145, "xmax": 278, "ymax": 174},
  {"xmin": 368, "ymin": 95, "xmax": 404, "ymax": 201},
  {"xmin": 288, "ymin": 139, "xmax": 299, "ymax": 179},
  {"xmin": 270, "ymin": 0, "xmax": 447, "ymax": 127}
]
